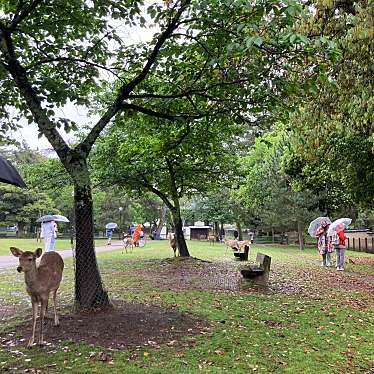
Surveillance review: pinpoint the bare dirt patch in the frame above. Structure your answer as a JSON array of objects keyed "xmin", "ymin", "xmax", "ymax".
[
  {"xmin": 133, "ymin": 257, "xmax": 243, "ymax": 291},
  {"xmin": 132, "ymin": 256, "xmax": 374, "ymax": 303},
  {"xmin": 0, "ymin": 300, "xmax": 209, "ymax": 349}
]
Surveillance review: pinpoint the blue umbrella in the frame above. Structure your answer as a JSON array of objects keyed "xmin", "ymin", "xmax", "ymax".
[{"xmin": 105, "ymin": 222, "xmax": 118, "ymax": 229}]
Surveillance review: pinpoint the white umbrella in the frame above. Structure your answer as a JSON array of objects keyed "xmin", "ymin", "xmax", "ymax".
[
  {"xmin": 36, "ymin": 214, "xmax": 70, "ymax": 223},
  {"xmin": 308, "ymin": 217, "xmax": 331, "ymax": 237},
  {"xmin": 36, "ymin": 215, "xmax": 56, "ymax": 223},
  {"xmin": 327, "ymin": 218, "xmax": 352, "ymax": 237},
  {"xmin": 53, "ymin": 214, "xmax": 70, "ymax": 223}
]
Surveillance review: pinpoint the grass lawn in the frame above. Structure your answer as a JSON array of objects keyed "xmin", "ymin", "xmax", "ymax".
[
  {"xmin": 0, "ymin": 238, "xmax": 107, "ymax": 256},
  {"xmin": 1, "ymin": 240, "xmax": 373, "ymax": 373}
]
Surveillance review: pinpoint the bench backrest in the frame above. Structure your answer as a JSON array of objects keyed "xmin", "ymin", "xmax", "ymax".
[{"xmin": 256, "ymin": 252, "xmax": 271, "ymax": 271}]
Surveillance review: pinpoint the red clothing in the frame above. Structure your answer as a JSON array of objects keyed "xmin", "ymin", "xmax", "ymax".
[
  {"xmin": 337, "ymin": 230, "xmax": 347, "ymax": 246},
  {"xmin": 132, "ymin": 224, "xmax": 142, "ymax": 242}
]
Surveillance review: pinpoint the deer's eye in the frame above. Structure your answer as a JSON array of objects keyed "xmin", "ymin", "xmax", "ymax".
[{"xmin": 28, "ymin": 258, "xmax": 32, "ymax": 261}]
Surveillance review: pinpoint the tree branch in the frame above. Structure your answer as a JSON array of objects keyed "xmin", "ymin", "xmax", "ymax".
[
  {"xmin": 10, "ymin": 0, "xmax": 43, "ymax": 31},
  {"xmin": 128, "ymin": 77, "xmax": 253, "ymax": 101},
  {"xmin": 77, "ymin": 0, "xmax": 191, "ymax": 158},
  {"xmin": 25, "ymin": 56, "xmax": 126, "ymax": 82},
  {"xmin": 140, "ymin": 178, "xmax": 175, "ymax": 212},
  {"xmin": 120, "ymin": 103, "xmax": 177, "ymax": 121},
  {"xmin": 0, "ymin": 29, "xmax": 70, "ymax": 162}
]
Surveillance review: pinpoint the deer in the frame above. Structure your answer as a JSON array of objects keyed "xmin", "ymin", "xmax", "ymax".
[
  {"xmin": 123, "ymin": 237, "xmax": 134, "ymax": 254},
  {"xmin": 223, "ymin": 239, "xmax": 239, "ymax": 252},
  {"xmin": 168, "ymin": 233, "xmax": 178, "ymax": 257},
  {"xmin": 10, "ymin": 247, "xmax": 64, "ymax": 348},
  {"xmin": 237, "ymin": 240, "xmax": 251, "ymax": 251},
  {"xmin": 208, "ymin": 235, "xmax": 216, "ymax": 245}
]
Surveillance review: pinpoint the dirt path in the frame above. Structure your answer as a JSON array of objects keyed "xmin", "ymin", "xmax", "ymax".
[{"xmin": 0, "ymin": 240, "xmax": 124, "ymax": 269}]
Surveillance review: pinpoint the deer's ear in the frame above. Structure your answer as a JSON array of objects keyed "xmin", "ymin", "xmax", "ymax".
[
  {"xmin": 34, "ymin": 248, "xmax": 43, "ymax": 258},
  {"xmin": 10, "ymin": 247, "xmax": 23, "ymax": 257}
]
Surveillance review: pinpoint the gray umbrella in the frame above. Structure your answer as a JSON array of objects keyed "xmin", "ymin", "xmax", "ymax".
[
  {"xmin": 36, "ymin": 214, "xmax": 70, "ymax": 223},
  {"xmin": 0, "ymin": 155, "xmax": 26, "ymax": 188},
  {"xmin": 36, "ymin": 215, "xmax": 56, "ymax": 223}
]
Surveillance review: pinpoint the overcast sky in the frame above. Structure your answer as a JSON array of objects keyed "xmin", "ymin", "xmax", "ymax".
[
  {"xmin": 13, "ymin": 13, "xmax": 157, "ymax": 151},
  {"xmin": 16, "ymin": 102, "xmax": 97, "ymax": 150}
]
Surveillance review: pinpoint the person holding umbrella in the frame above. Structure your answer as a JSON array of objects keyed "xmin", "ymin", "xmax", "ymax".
[
  {"xmin": 36, "ymin": 214, "xmax": 70, "ymax": 252},
  {"xmin": 316, "ymin": 219, "xmax": 333, "ymax": 267},
  {"xmin": 41, "ymin": 219, "xmax": 56, "ymax": 252},
  {"xmin": 105, "ymin": 223, "xmax": 118, "ymax": 245},
  {"xmin": 328, "ymin": 218, "xmax": 351, "ymax": 271},
  {"xmin": 332, "ymin": 224, "xmax": 347, "ymax": 271}
]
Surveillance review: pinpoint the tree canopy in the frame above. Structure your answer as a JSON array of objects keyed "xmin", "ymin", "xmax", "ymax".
[{"xmin": 281, "ymin": 0, "xmax": 373, "ymax": 208}]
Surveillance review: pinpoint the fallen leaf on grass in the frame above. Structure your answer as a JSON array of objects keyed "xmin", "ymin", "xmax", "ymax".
[{"xmin": 88, "ymin": 351, "xmax": 113, "ymax": 363}]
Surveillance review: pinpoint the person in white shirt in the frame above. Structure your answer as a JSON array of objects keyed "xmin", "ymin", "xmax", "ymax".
[{"xmin": 41, "ymin": 220, "xmax": 56, "ymax": 252}]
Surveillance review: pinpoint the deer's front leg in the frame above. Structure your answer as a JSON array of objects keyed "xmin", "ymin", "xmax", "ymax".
[
  {"xmin": 38, "ymin": 296, "xmax": 48, "ymax": 346},
  {"xmin": 28, "ymin": 301, "xmax": 38, "ymax": 348}
]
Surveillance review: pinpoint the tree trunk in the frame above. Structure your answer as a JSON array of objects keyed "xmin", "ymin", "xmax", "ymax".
[
  {"xmin": 272, "ymin": 227, "xmax": 275, "ymax": 244},
  {"xmin": 214, "ymin": 221, "xmax": 219, "ymax": 241},
  {"xmin": 156, "ymin": 205, "xmax": 167, "ymax": 237},
  {"xmin": 171, "ymin": 209, "xmax": 190, "ymax": 257},
  {"xmin": 297, "ymin": 221, "xmax": 305, "ymax": 250},
  {"xmin": 164, "ymin": 158, "xmax": 189, "ymax": 256},
  {"xmin": 16, "ymin": 223, "xmax": 23, "ymax": 238},
  {"xmin": 236, "ymin": 221, "xmax": 243, "ymax": 241},
  {"xmin": 69, "ymin": 161, "xmax": 110, "ymax": 310}
]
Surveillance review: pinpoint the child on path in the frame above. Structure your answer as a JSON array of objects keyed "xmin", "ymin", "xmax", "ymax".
[
  {"xmin": 332, "ymin": 224, "xmax": 347, "ymax": 271},
  {"xmin": 316, "ymin": 220, "xmax": 333, "ymax": 267}
]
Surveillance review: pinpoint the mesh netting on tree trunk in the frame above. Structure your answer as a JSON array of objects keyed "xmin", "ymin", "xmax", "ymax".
[{"xmin": 73, "ymin": 206, "xmax": 110, "ymax": 309}]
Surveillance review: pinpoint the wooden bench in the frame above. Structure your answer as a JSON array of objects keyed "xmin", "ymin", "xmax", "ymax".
[
  {"xmin": 240, "ymin": 253, "xmax": 271, "ymax": 286},
  {"xmin": 233, "ymin": 245, "xmax": 250, "ymax": 261}
]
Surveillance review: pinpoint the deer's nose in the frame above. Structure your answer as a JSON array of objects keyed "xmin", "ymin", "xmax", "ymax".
[{"xmin": 17, "ymin": 266, "xmax": 22, "ymax": 273}]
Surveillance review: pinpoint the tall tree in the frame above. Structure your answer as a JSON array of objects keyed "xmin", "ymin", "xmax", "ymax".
[
  {"xmin": 92, "ymin": 115, "xmax": 238, "ymax": 256},
  {"xmin": 236, "ymin": 131, "xmax": 323, "ymax": 249}
]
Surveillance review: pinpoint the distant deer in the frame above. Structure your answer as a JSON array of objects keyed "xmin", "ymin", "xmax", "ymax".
[
  {"xmin": 123, "ymin": 237, "xmax": 134, "ymax": 254},
  {"xmin": 237, "ymin": 240, "xmax": 251, "ymax": 251},
  {"xmin": 224, "ymin": 239, "xmax": 239, "ymax": 252},
  {"xmin": 168, "ymin": 233, "xmax": 178, "ymax": 257},
  {"xmin": 10, "ymin": 247, "xmax": 64, "ymax": 347},
  {"xmin": 208, "ymin": 235, "xmax": 216, "ymax": 245}
]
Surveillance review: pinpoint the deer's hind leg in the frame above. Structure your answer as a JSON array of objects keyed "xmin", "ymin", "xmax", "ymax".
[{"xmin": 52, "ymin": 289, "xmax": 60, "ymax": 326}]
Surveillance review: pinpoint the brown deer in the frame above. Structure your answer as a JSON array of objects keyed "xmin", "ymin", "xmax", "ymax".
[
  {"xmin": 10, "ymin": 247, "xmax": 64, "ymax": 347},
  {"xmin": 223, "ymin": 239, "xmax": 239, "ymax": 252},
  {"xmin": 208, "ymin": 235, "xmax": 216, "ymax": 244},
  {"xmin": 168, "ymin": 233, "xmax": 178, "ymax": 257},
  {"xmin": 237, "ymin": 240, "xmax": 251, "ymax": 251},
  {"xmin": 123, "ymin": 237, "xmax": 134, "ymax": 253}
]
